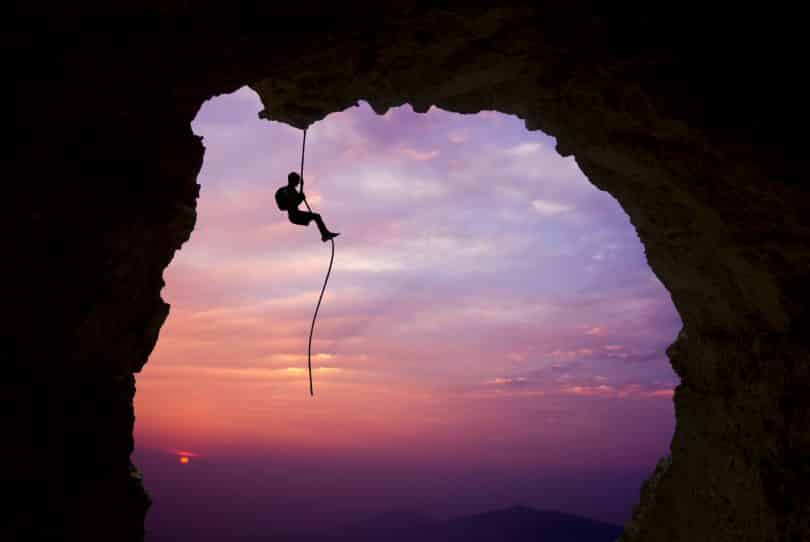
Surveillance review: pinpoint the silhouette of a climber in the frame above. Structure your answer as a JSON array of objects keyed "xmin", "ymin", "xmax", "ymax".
[{"xmin": 276, "ymin": 172, "xmax": 339, "ymax": 242}]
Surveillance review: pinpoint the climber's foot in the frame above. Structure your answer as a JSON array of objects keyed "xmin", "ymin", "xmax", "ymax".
[{"xmin": 322, "ymin": 232, "xmax": 340, "ymax": 242}]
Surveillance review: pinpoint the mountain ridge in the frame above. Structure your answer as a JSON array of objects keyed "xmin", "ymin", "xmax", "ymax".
[{"xmin": 264, "ymin": 505, "xmax": 623, "ymax": 542}]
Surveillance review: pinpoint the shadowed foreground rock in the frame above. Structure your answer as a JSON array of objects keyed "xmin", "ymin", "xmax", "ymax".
[{"xmin": 4, "ymin": 6, "xmax": 807, "ymax": 541}]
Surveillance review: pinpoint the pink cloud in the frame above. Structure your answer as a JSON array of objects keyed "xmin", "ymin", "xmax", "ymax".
[
  {"xmin": 397, "ymin": 145, "xmax": 440, "ymax": 161},
  {"xmin": 563, "ymin": 384, "xmax": 616, "ymax": 397},
  {"xmin": 547, "ymin": 348, "xmax": 596, "ymax": 362},
  {"xmin": 645, "ymin": 389, "xmax": 675, "ymax": 398},
  {"xmin": 561, "ymin": 384, "xmax": 675, "ymax": 400},
  {"xmin": 487, "ymin": 377, "xmax": 528, "ymax": 386}
]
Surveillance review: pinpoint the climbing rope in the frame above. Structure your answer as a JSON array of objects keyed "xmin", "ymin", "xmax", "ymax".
[
  {"xmin": 299, "ymin": 127, "xmax": 335, "ymax": 396},
  {"xmin": 307, "ymin": 237, "xmax": 334, "ymax": 396},
  {"xmin": 300, "ymin": 128, "xmax": 312, "ymax": 213}
]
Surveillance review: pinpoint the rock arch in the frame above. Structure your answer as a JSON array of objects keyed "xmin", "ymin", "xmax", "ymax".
[{"xmin": 5, "ymin": 7, "xmax": 806, "ymax": 541}]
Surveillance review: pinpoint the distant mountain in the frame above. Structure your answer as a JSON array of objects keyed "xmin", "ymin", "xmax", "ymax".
[
  {"xmin": 432, "ymin": 506, "xmax": 623, "ymax": 542},
  {"xmin": 268, "ymin": 506, "xmax": 623, "ymax": 542}
]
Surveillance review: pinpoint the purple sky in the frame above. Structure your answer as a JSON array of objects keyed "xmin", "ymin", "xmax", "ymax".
[{"xmin": 133, "ymin": 87, "xmax": 681, "ymax": 537}]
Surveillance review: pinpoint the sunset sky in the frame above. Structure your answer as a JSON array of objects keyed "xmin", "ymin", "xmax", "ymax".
[{"xmin": 133, "ymin": 87, "xmax": 681, "ymax": 537}]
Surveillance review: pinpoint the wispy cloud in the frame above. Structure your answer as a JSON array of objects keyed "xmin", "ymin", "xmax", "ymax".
[
  {"xmin": 506, "ymin": 142, "xmax": 542, "ymax": 156},
  {"xmin": 561, "ymin": 383, "xmax": 675, "ymax": 399},
  {"xmin": 398, "ymin": 146, "xmax": 440, "ymax": 161},
  {"xmin": 487, "ymin": 377, "xmax": 528, "ymax": 386},
  {"xmin": 532, "ymin": 199, "xmax": 574, "ymax": 216}
]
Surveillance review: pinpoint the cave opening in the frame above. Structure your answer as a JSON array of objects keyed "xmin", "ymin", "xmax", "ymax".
[
  {"xmin": 133, "ymin": 86, "xmax": 682, "ymax": 540},
  {"xmin": 7, "ymin": 10, "xmax": 806, "ymax": 542}
]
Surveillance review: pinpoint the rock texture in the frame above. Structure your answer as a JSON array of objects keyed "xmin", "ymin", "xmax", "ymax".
[{"xmin": 4, "ymin": 6, "xmax": 807, "ymax": 541}]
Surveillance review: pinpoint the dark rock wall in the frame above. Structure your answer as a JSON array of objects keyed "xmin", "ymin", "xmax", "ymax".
[{"xmin": 4, "ymin": 7, "xmax": 806, "ymax": 541}]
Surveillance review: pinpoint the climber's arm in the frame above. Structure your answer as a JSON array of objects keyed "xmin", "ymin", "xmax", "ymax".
[{"xmin": 295, "ymin": 190, "xmax": 306, "ymax": 205}]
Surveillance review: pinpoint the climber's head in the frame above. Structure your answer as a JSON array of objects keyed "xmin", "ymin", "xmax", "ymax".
[{"xmin": 288, "ymin": 172, "xmax": 301, "ymax": 187}]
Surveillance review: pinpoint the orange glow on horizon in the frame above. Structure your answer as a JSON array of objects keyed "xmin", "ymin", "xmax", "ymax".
[{"xmin": 173, "ymin": 449, "xmax": 199, "ymax": 464}]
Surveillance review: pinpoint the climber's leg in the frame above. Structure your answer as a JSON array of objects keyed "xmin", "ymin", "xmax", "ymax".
[
  {"xmin": 289, "ymin": 209, "xmax": 338, "ymax": 241},
  {"xmin": 288, "ymin": 209, "xmax": 314, "ymax": 226}
]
